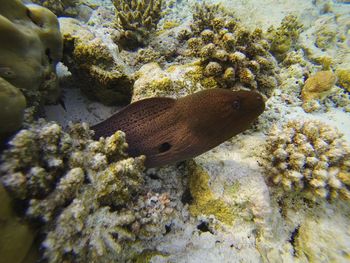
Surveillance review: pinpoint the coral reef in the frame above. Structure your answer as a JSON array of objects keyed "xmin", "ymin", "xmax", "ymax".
[
  {"xmin": 264, "ymin": 120, "xmax": 350, "ymax": 202},
  {"xmin": 185, "ymin": 2, "xmax": 279, "ymax": 97},
  {"xmin": 0, "ymin": 0, "xmax": 62, "ymax": 134},
  {"xmin": 59, "ymin": 17, "xmax": 133, "ymax": 105},
  {"xmin": 0, "ymin": 184, "xmax": 37, "ymax": 263},
  {"xmin": 266, "ymin": 15, "xmax": 303, "ymax": 61},
  {"xmin": 301, "ymin": 71, "xmax": 337, "ymax": 112},
  {"xmin": 0, "ymin": 120, "xmax": 174, "ymax": 262},
  {"xmin": 112, "ymin": 0, "xmax": 164, "ymax": 50}
]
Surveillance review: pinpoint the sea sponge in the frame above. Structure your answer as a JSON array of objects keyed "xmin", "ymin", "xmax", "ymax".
[
  {"xmin": 186, "ymin": 3, "xmax": 279, "ymax": 97},
  {"xmin": 301, "ymin": 71, "xmax": 337, "ymax": 112},
  {"xmin": 59, "ymin": 18, "xmax": 133, "ymax": 105},
  {"xmin": 112, "ymin": 0, "xmax": 163, "ymax": 50},
  {"xmin": 0, "ymin": 0, "xmax": 62, "ymax": 134},
  {"xmin": 264, "ymin": 120, "xmax": 350, "ymax": 202},
  {"xmin": 0, "ymin": 120, "xmax": 174, "ymax": 262}
]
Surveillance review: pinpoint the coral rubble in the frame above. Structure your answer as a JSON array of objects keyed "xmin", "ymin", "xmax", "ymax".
[
  {"xmin": 0, "ymin": 120, "xmax": 174, "ymax": 262},
  {"xmin": 112, "ymin": 0, "xmax": 164, "ymax": 50},
  {"xmin": 264, "ymin": 120, "xmax": 350, "ymax": 202},
  {"xmin": 0, "ymin": 0, "xmax": 62, "ymax": 135}
]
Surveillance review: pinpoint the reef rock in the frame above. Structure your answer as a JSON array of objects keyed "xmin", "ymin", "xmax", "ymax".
[{"xmin": 59, "ymin": 17, "xmax": 134, "ymax": 105}]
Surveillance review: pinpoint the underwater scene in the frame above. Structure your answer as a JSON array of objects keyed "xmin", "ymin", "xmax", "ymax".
[{"xmin": 1, "ymin": 0, "xmax": 350, "ymax": 262}]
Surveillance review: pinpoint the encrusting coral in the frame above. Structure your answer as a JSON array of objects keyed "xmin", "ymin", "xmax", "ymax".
[
  {"xmin": 112, "ymin": 0, "xmax": 163, "ymax": 50},
  {"xmin": 0, "ymin": 120, "xmax": 174, "ymax": 262},
  {"xmin": 263, "ymin": 120, "xmax": 350, "ymax": 202},
  {"xmin": 301, "ymin": 71, "xmax": 337, "ymax": 112},
  {"xmin": 59, "ymin": 17, "xmax": 133, "ymax": 105},
  {"xmin": 0, "ymin": 0, "xmax": 62, "ymax": 135},
  {"xmin": 185, "ymin": 2, "xmax": 279, "ymax": 97}
]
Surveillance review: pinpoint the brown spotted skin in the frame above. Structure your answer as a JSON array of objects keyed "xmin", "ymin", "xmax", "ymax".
[{"xmin": 92, "ymin": 89, "xmax": 265, "ymax": 168}]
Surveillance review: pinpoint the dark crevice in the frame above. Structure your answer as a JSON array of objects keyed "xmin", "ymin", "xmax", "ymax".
[
  {"xmin": 45, "ymin": 48, "xmax": 53, "ymax": 64},
  {"xmin": 165, "ymin": 224, "xmax": 172, "ymax": 234},
  {"xmin": 289, "ymin": 225, "xmax": 300, "ymax": 256},
  {"xmin": 197, "ymin": 221, "xmax": 213, "ymax": 234},
  {"xmin": 181, "ymin": 188, "xmax": 193, "ymax": 204}
]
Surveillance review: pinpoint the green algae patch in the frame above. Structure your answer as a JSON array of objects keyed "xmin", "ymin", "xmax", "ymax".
[
  {"xmin": 188, "ymin": 162, "xmax": 235, "ymax": 225},
  {"xmin": 162, "ymin": 21, "xmax": 180, "ymax": 30},
  {"xmin": 133, "ymin": 250, "xmax": 168, "ymax": 263}
]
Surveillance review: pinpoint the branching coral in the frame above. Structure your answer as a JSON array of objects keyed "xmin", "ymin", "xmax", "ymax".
[
  {"xmin": 112, "ymin": 0, "xmax": 163, "ymax": 50},
  {"xmin": 60, "ymin": 18, "xmax": 133, "ymax": 105},
  {"xmin": 266, "ymin": 15, "xmax": 303, "ymax": 61},
  {"xmin": 0, "ymin": 120, "xmax": 174, "ymax": 262},
  {"xmin": 0, "ymin": 0, "xmax": 62, "ymax": 135},
  {"xmin": 263, "ymin": 120, "xmax": 350, "ymax": 202},
  {"xmin": 185, "ymin": 2, "xmax": 279, "ymax": 97}
]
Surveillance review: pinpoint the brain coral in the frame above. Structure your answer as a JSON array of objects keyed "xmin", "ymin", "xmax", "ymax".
[
  {"xmin": 264, "ymin": 120, "xmax": 350, "ymax": 202},
  {"xmin": 0, "ymin": 120, "xmax": 174, "ymax": 262},
  {"xmin": 0, "ymin": 0, "xmax": 62, "ymax": 134},
  {"xmin": 185, "ymin": 2, "xmax": 279, "ymax": 97}
]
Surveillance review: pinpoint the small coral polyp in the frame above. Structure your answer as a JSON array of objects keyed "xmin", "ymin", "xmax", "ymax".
[{"xmin": 265, "ymin": 120, "xmax": 350, "ymax": 201}]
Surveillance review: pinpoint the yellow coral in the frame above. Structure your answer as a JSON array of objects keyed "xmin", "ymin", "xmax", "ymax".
[
  {"xmin": 188, "ymin": 162, "xmax": 235, "ymax": 225},
  {"xmin": 336, "ymin": 68, "xmax": 350, "ymax": 92},
  {"xmin": 264, "ymin": 120, "xmax": 350, "ymax": 202},
  {"xmin": 301, "ymin": 71, "xmax": 337, "ymax": 102}
]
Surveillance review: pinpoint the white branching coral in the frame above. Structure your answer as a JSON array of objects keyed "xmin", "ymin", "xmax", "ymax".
[
  {"xmin": 0, "ymin": 120, "xmax": 174, "ymax": 262},
  {"xmin": 264, "ymin": 120, "xmax": 350, "ymax": 201}
]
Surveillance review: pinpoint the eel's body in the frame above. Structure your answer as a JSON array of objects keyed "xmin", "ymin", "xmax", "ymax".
[{"xmin": 92, "ymin": 89, "xmax": 265, "ymax": 168}]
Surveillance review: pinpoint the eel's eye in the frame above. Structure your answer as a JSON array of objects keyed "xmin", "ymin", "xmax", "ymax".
[
  {"xmin": 158, "ymin": 142, "xmax": 172, "ymax": 153},
  {"xmin": 232, "ymin": 100, "xmax": 240, "ymax": 110}
]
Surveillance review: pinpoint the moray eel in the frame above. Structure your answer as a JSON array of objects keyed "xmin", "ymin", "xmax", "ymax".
[{"xmin": 92, "ymin": 89, "xmax": 265, "ymax": 168}]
